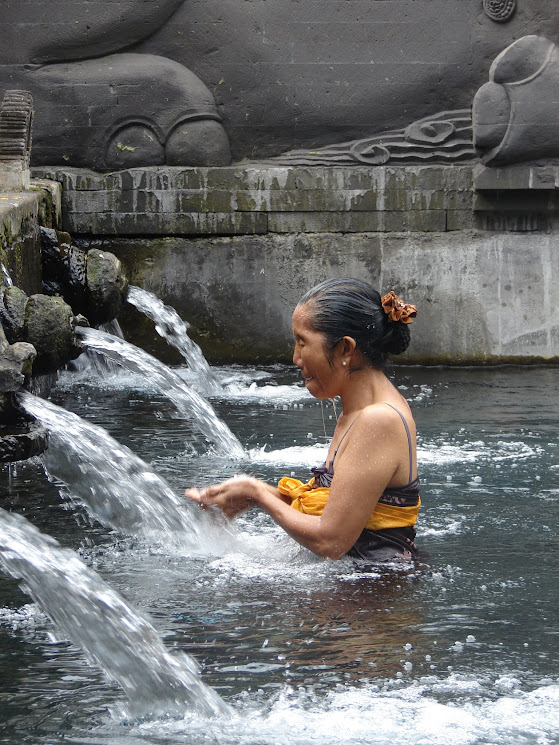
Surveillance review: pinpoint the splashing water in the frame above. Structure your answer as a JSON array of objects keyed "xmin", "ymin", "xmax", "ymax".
[
  {"xmin": 1, "ymin": 262, "xmax": 13, "ymax": 286},
  {"xmin": 75, "ymin": 326, "xmax": 244, "ymax": 458},
  {"xmin": 127, "ymin": 286, "xmax": 222, "ymax": 394},
  {"xmin": 18, "ymin": 391, "xmax": 211, "ymax": 545},
  {"xmin": 0, "ymin": 507, "xmax": 230, "ymax": 719},
  {"xmin": 72, "ymin": 318, "xmax": 126, "ymax": 376}
]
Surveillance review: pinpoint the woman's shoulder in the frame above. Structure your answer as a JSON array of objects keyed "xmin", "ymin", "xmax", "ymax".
[{"xmin": 358, "ymin": 400, "xmax": 414, "ymax": 434}]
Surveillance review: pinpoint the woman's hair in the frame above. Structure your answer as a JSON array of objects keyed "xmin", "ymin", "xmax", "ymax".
[{"xmin": 298, "ymin": 278, "xmax": 411, "ymax": 369}]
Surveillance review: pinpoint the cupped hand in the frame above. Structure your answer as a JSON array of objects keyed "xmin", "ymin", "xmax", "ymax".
[{"xmin": 185, "ymin": 477, "xmax": 258, "ymax": 519}]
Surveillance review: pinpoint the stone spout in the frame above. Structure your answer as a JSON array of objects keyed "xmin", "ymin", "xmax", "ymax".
[
  {"xmin": 0, "ymin": 324, "xmax": 48, "ymax": 462},
  {"xmin": 41, "ymin": 228, "xmax": 129, "ymax": 326},
  {"xmin": 0, "ymin": 286, "xmax": 86, "ymax": 376}
]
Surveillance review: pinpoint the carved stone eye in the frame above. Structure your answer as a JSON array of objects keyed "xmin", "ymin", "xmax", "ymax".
[{"xmin": 483, "ymin": 0, "xmax": 517, "ymax": 23}]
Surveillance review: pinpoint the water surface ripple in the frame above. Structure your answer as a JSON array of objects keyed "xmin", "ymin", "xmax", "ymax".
[{"xmin": 0, "ymin": 365, "xmax": 557, "ymax": 744}]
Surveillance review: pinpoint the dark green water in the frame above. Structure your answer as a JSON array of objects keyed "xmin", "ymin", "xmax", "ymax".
[{"xmin": 0, "ymin": 364, "xmax": 558, "ymax": 744}]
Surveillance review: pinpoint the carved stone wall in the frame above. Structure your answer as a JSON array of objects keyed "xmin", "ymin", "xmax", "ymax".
[
  {"xmin": 0, "ymin": 91, "xmax": 33, "ymax": 189},
  {"xmin": 1, "ymin": 0, "xmax": 558, "ymax": 169}
]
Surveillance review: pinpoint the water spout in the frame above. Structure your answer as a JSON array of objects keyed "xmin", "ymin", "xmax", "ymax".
[
  {"xmin": 0, "ymin": 507, "xmax": 230, "ymax": 718},
  {"xmin": 75, "ymin": 326, "xmax": 244, "ymax": 458},
  {"xmin": 18, "ymin": 391, "xmax": 208, "ymax": 543},
  {"xmin": 127, "ymin": 286, "xmax": 222, "ymax": 395},
  {"xmin": 71, "ymin": 318, "xmax": 126, "ymax": 376}
]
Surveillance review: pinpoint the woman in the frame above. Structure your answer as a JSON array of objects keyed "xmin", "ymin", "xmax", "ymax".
[{"xmin": 185, "ymin": 278, "xmax": 421, "ymax": 562}]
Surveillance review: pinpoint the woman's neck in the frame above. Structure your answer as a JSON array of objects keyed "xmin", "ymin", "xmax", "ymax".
[{"xmin": 339, "ymin": 367, "xmax": 393, "ymax": 417}]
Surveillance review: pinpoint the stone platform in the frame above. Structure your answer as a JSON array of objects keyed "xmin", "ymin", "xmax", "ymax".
[
  {"xmin": 18, "ymin": 164, "xmax": 559, "ymax": 364},
  {"xmin": 32, "ymin": 164, "xmax": 476, "ymax": 236}
]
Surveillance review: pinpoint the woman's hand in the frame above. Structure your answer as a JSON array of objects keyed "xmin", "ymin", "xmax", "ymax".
[{"xmin": 185, "ymin": 477, "xmax": 259, "ymax": 519}]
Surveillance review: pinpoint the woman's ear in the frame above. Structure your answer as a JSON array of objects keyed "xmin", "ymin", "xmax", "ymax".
[{"xmin": 339, "ymin": 336, "xmax": 357, "ymax": 363}]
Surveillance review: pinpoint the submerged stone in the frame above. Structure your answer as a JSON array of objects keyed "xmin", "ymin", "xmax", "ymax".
[{"xmin": 0, "ymin": 419, "xmax": 47, "ymax": 462}]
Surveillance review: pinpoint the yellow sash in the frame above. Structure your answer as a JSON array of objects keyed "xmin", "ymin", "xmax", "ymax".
[{"xmin": 278, "ymin": 476, "xmax": 420, "ymax": 531}]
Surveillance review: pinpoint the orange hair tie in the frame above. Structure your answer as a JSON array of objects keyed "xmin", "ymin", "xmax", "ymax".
[{"xmin": 381, "ymin": 291, "xmax": 417, "ymax": 325}]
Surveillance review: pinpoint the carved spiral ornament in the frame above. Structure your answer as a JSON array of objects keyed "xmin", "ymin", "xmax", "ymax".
[{"xmin": 483, "ymin": 0, "xmax": 516, "ymax": 23}]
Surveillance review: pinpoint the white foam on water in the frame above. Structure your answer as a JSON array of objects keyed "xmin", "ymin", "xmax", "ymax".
[
  {"xmin": 123, "ymin": 679, "xmax": 559, "ymax": 745},
  {"xmin": 418, "ymin": 439, "xmax": 540, "ymax": 466},
  {"xmin": 244, "ymin": 439, "xmax": 539, "ymax": 471},
  {"xmin": 246, "ymin": 443, "xmax": 328, "ymax": 467},
  {"xmin": 59, "ymin": 364, "xmax": 311, "ymax": 405},
  {"xmin": 0, "ymin": 603, "xmax": 47, "ymax": 632},
  {"xmin": 420, "ymin": 519, "xmax": 466, "ymax": 538}
]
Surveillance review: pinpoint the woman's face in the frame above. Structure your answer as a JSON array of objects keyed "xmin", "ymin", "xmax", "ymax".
[{"xmin": 292, "ymin": 304, "xmax": 340, "ymax": 399}]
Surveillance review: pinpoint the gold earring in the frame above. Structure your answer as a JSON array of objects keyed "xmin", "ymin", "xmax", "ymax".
[{"xmin": 342, "ymin": 361, "xmax": 347, "ymax": 366}]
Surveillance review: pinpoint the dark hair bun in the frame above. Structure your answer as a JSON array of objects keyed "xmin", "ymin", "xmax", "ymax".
[{"xmin": 382, "ymin": 322, "xmax": 411, "ymax": 356}]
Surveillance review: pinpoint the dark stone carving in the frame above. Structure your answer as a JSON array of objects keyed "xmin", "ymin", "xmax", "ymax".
[
  {"xmin": 0, "ymin": 91, "xmax": 33, "ymax": 188},
  {"xmin": 0, "ymin": 324, "xmax": 35, "ymax": 394},
  {"xmin": 0, "ymin": 321, "xmax": 44, "ymax": 462},
  {"xmin": 0, "ymin": 91, "xmax": 33, "ymax": 165},
  {"xmin": 0, "ymin": 227, "xmax": 129, "ymax": 459},
  {"xmin": 483, "ymin": 0, "xmax": 516, "ymax": 23},
  {"xmin": 0, "ymin": 231, "xmax": 128, "ymax": 378},
  {"xmin": 1, "ymin": 0, "xmax": 558, "ymax": 168},
  {"xmin": 473, "ymin": 36, "xmax": 559, "ymax": 165},
  {"xmin": 263, "ymin": 111, "xmax": 475, "ymax": 167},
  {"xmin": 27, "ymin": 54, "xmax": 231, "ymax": 171},
  {"xmin": 0, "ymin": 289, "xmax": 83, "ymax": 376},
  {"xmin": 40, "ymin": 228, "xmax": 128, "ymax": 326}
]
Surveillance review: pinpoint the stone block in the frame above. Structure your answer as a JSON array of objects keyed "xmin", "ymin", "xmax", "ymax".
[
  {"xmin": 267, "ymin": 211, "xmax": 385, "ymax": 233},
  {"xmin": 384, "ymin": 210, "xmax": 447, "ymax": 232},
  {"xmin": 66, "ymin": 211, "xmax": 269, "ymax": 236},
  {"xmin": 446, "ymin": 209, "xmax": 475, "ymax": 231}
]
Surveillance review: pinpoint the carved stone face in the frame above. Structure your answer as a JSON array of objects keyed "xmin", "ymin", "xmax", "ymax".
[
  {"xmin": 1, "ymin": 0, "xmax": 558, "ymax": 166},
  {"xmin": 138, "ymin": 0, "xmax": 559, "ymax": 158}
]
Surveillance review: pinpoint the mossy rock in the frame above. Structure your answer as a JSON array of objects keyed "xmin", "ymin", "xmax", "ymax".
[{"xmin": 23, "ymin": 294, "xmax": 80, "ymax": 375}]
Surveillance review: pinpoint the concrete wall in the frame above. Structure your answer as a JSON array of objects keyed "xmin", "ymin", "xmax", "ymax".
[
  {"xmin": 32, "ymin": 164, "xmax": 559, "ymax": 365},
  {"xmin": 0, "ymin": 182, "xmax": 60, "ymax": 294}
]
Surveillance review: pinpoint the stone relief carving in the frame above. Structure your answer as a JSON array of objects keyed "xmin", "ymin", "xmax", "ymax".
[
  {"xmin": 0, "ymin": 91, "xmax": 33, "ymax": 189},
  {"xmin": 264, "ymin": 110, "xmax": 475, "ymax": 166},
  {"xmin": 483, "ymin": 0, "xmax": 517, "ymax": 23},
  {"xmin": 473, "ymin": 35, "xmax": 559, "ymax": 165},
  {"xmin": 0, "ymin": 1, "xmax": 231, "ymax": 170},
  {"xmin": 1, "ymin": 0, "xmax": 558, "ymax": 170}
]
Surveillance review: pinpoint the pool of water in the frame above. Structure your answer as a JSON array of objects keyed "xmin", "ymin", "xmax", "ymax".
[{"xmin": 1, "ymin": 364, "xmax": 558, "ymax": 744}]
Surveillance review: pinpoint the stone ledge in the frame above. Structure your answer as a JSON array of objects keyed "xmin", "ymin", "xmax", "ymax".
[
  {"xmin": 32, "ymin": 164, "xmax": 474, "ymax": 236},
  {"xmin": 474, "ymin": 164, "xmax": 559, "ymax": 192}
]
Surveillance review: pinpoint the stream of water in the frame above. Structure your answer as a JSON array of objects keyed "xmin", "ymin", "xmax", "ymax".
[
  {"xmin": 0, "ymin": 508, "xmax": 229, "ymax": 721},
  {"xmin": 126, "ymin": 285, "xmax": 222, "ymax": 395},
  {"xmin": 75, "ymin": 326, "xmax": 244, "ymax": 458},
  {"xmin": 0, "ymin": 363, "xmax": 558, "ymax": 744}
]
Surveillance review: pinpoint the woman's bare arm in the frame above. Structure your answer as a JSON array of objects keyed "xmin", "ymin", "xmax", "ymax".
[{"xmin": 188, "ymin": 406, "xmax": 405, "ymax": 559}]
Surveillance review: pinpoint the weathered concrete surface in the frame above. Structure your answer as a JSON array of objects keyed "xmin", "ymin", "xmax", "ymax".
[
  {"xmin": 0, "ymin": 182, "xmax": 61, "ymax": 293},
  {"xmin": 99, "ymin": 230, "xmax": 559, "ymax": 365}
]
